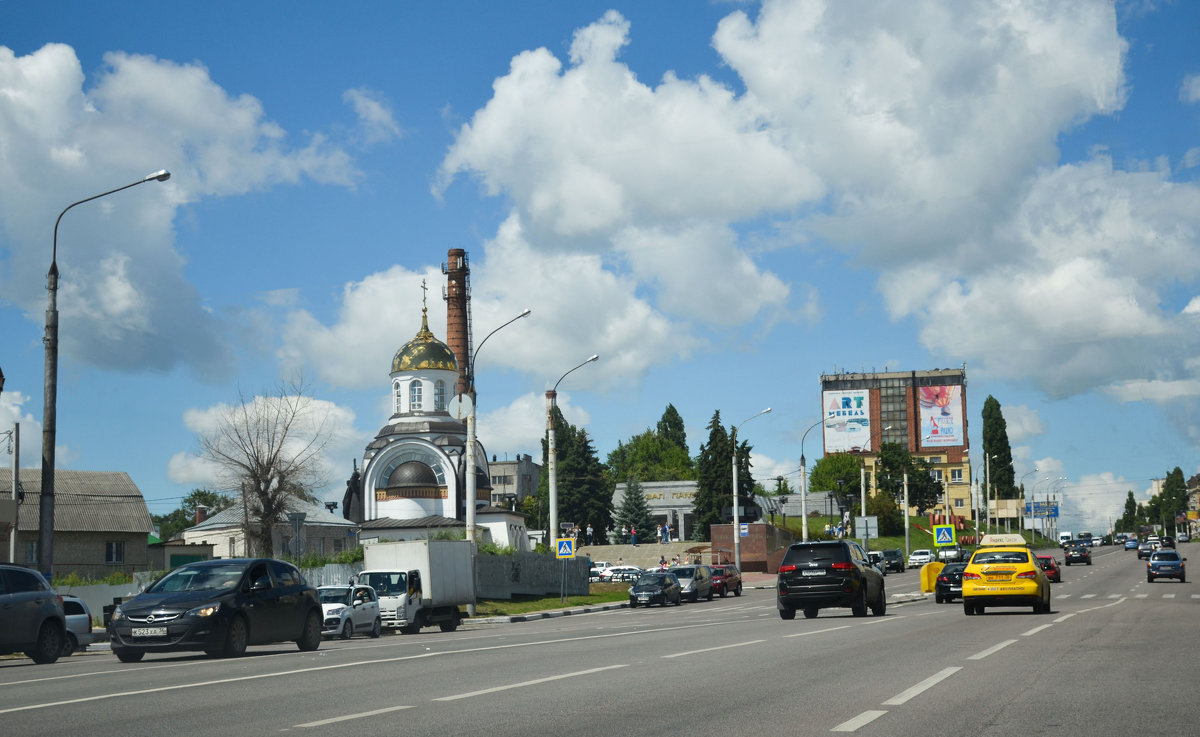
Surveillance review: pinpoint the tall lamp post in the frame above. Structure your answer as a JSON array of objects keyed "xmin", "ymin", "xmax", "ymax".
[
  {"xmin": 41, "ymin": 170, "xmax": 170, "ymax": 577},
  {"xmin": 463, "ymin": 308, "xmax": 531, "ymax": 548},
  {"xmin": 547, "ymin": 354, "xmax": 598, "ymax": 545},
  {"xmin": 1018, "ymin": 468, "xmax": 1039, "ymax": 538},
  {"xmin": 731, "ymin": 408, "xmax": 770, "ymax": 570}
]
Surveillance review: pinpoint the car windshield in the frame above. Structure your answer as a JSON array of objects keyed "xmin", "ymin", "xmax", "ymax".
[
  {"xmin": 673, "ymin": 567, "xmax": 695, "ymax": 578},
  {"xmin": 318, "ymin": 587, "xmax": 354, "ymax": 604},
  {"xmin": 973, "ymin": 551, "xmax": 1029, "ymax": 564},
  {"xmin": 361, "ymin": 572, "xmax": 405, "ymax": 596},
  {"xmin": 635, "ymin": 574, "xmax": 667, "ymax": 586},
  {"xmin": 147, "ymin": 563, "xmax": 245, "ymax": 593}
]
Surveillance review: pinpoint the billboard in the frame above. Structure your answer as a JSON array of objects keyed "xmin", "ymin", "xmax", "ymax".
[
  {"xmin": 823, "ymin": 390, "xmax": 871, "ymax": 452},
  {"xmin": 919, "ymin": 385, "xmax": 963, "ymax": 447}
]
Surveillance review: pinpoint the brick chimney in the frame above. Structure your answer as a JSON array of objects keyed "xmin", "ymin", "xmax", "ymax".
[
  {"xmin": 195, "ymin": 505, "xmax": 210, "ymax": 525},
  {"xmin": 444, "ymin": 248, "xmax": 471, "ymax": 397}
]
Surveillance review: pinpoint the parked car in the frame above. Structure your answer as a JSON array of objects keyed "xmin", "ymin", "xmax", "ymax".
[
  {"xmin": 1124, "ymin": 538, "xmax": 1140, "ymax": 551},
  {"xmin": 961, "ymin": 534, "xmax": 1051, "ymax": 615},
  {"xmin": 1063, "ymin": 545, "xmax": 1091, "ymax": 566},
  {"xmin": 907, "ymin": 549, "xmax": 934, "ymax": 568},
  {"xmin": 318, "ymin": 584, "xmax": 382, "ymax": 639},
  {"xmin": 710, "ymin": 564, "xmax": 742, "ymax": 597},
  {"xmin": 1137, "ymin": 541, "xmax": 1155, "ymax": 560},
  {"xmin": 628, "ymin": 572, "xmax": 682, "ymax": 607},
  {"xmin": 670, "ymin": 565, "xmax": 714, "ymax": 602},
  {"xmin": 599, "ymin": 565, "xmax": 643, "ymax": 583},
  {"xmin": 880, "ymin": 549, "xmax": 905, "ymax": 573},
  {"xmin": 1146, "ymin": 550, "xmax": 1186, "ymax": 583},
  {"xmin": 0, "ymin": 564, "xmax": 66, "ymax": 664},
  {"xmin": 107, "ymin": 558, "xmax": 323, "ymax": 662},
  {"xmin": 777, "ymin": 539, "xmax": 886, "ymax": 619},
  {"xmin": 934, "ymin": 562, "xmax": 967, "ymax": 603},
  {"xmin": 1035, "ymin": 555, "xmax": 1062, "ymax": 583},
  {"xmin": 61, "ymin": 595, "xmax": 94, "ymax": 655},
  {"xmin": 867, "ymin": 551, "xmax": 887, "ymax": 574}
]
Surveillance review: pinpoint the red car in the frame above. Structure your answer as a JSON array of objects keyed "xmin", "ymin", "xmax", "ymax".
[
  {"xmin": 1036, "ymin": 555, "xmax": 1062, "ymax": 582},
  {"xmin": 710, "ymin": 564, "xmax": 743, "ymax": 597}
]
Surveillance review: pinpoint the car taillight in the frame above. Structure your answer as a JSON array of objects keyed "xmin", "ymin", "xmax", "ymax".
[
  {"xmin": 779, "ymin": 564, "xmax": 797, "ymax": 573},
  {"xmin": 831, "ymin": 562, "xmax": 855, "ymax": 570},
  {"xmin": 1016, "ymin": 570, "xmax": 1039, "ymax": 579},
  {"xmin": 963, "ymin": 571, "xmax": 982, "ymax": 580},
  {"xmin": 937, "ymin": 575, "xmax": 947, "ymax": 583}
]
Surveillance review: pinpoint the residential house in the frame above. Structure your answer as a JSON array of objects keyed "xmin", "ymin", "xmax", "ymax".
[{"xmin": 181, "ymin": 498, "xmax": 358, "ymax": 558}]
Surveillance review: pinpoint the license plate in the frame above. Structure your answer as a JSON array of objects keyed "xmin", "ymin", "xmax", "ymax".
[
  {"xmin": 638, "ymin": 596, "xmax": 651, "ymax": 601},
  {"xmin": 802, "ymin": 569, "xmax": 824, "ymax": 576},
  {"xmin": 131, "ymin": 627, "xmax": 167, "ymax": 637}
]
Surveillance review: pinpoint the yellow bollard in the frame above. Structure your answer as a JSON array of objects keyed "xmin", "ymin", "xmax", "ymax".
[{"xmin": 920, "ymin": 561, "xmax": 945, "ymax": 593}]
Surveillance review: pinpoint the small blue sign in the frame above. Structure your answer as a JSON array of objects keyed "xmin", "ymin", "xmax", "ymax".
[
  {"xmin": 555, "ymin": 538, "xmax": 575, "ymax": 559},
  {"xmin": 934, "ymin": 525, "xmax": 956, "ymax": 546}
]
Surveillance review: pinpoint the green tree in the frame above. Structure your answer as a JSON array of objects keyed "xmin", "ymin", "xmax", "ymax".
[
  {"xmin": 152, "ymin": 488, "xmax": 235, "ymax": 541},
  {"xmin": 538, "ymin": 406, "xmax": 613, "ymax": 543},
  {"xmin": 982, "ymin": 396, "xmax": 1016, "ymax": 499},
  {"xmin": 691, "ymin": 410, "xmax": 730, "ymax": 541},
  {"xmin": 607, "ymin": 404, "xmax": 696, "ymax": 483},
  {"xmin": 809, "ymin": 452, "xmax": 862, "ymax": 523},
  {"xmin": 615, "ymin": 476, "xmax": 655, "ymax": 544},
  {"xmin": 1116, "ymin": 490, "xmax": 1139, "ymax": 532},
  {"xmin": 872, "ymin": 442, "xmax": 941, "ymax": 516},
  {"xmin": 656, "ymin": 403, "xmax": 688, "ymax": 453},
  {"xmin": 866, "ymin": 488, "xmax": 904, "ymax": 536}
]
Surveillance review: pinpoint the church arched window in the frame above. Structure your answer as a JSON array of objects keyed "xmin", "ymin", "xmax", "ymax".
[
  {"xmin": 435, "ymin": 379, "xmax": 446, "ymax": 411},
  {"xmin": 409, "ymin": 381, "xmax": 423, "ymax": 411},
  {"xmin": 393, "ymin": 381, "xmax": 402, "ymax": 414}
]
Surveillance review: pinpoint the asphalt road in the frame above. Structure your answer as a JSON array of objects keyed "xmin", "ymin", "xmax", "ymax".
[{"xmin": 1, "ymin": 545, "xmax": 1191, "ymax": 736}]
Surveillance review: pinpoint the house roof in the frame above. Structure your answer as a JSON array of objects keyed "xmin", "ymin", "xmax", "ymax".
[
  {"xmin": 0, "ymin": 469, "xmax": 153, "ymax": 533},
  {"xmin": 358, "ymin": 515, "xmax": 464, "ymax": 530},
  {"xmin": 187, "ymin": 497, "xmax": 357, "ymax": 533}
]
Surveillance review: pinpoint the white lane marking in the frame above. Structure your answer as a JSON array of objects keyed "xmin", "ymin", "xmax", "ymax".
[
  {"xmin": 1136, "ymin": 594, "xmax": 1149, "ymax": 599},
  {"xmin": 1053, "ymin": 613, "xmax": 1076, "ymax": 623},
  {"xmin": 1022, "ymin": 624, "xmax": 1052, "ymax": 637},
  {"xmin": 968, "ymin": 639, "xmax": 1017, "ymax": 660},
  {"xmin": 1080, "ymin": 594, "xmax": 1096, "ymax": 599},
  {"xmin": 1107, "ymin": 594, "xmax": 1121, "ymax": 599},
  {"xmin": 434, "ymin": 664, "xmax": 627, "ymax": 701},
  {"xmin": 1192, "ymin": 594, "xmax": 1200, "ymax": 599},
  {"xmin": 1163, "ymin": 594, "xmax": 1176, "ymax": 599},
  {"xmin": 296, "ymin": 705, "xmax": 415, "ymax": 728},
  {"xmin": 784, "ymin": 625, "xmax": 851, "ymax": 638},
  {"xmin": 882, "ymin": 667, "xmax": 962, "ymax": 705},
  {"xmin": 831, "ymin": 710, "xmax": 888, "ymax": 732},
  {"xmin": 1058, "ymin": 594, "xmax": 1071, "ymax": 599},
  {"xmin": 663, "ymin": 640, "xmax": 765, "ymax": 658}
]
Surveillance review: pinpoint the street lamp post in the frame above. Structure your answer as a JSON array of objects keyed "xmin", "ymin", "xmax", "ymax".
[
  {"xmin": 547, "ymin": 354, "xmax": 598, "ymax": 545},
  {"xmin": 40, "ymin": 170, "xmax": 170, "ymax": 577},
  {"xmin": 1018, "ymin": 468, "xmax": 1039, "ymax": 538},
  {"xmin": 731, "ymin": 408, "xmax": 771, "ymax": 571}
]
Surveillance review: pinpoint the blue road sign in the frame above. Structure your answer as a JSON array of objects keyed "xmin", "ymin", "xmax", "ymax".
[
  {"xmin": 556, "ymin": 538, "xmax": 575, "ymax": 559},
  {"xmin": 934, "ymin": 525, "xmax": 956, "ymax": 546}
]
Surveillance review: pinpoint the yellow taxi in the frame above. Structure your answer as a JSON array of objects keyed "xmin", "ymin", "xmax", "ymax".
[{"xmin": 961, "ymin": 534, "xmax": 1051, "ymax": 615}]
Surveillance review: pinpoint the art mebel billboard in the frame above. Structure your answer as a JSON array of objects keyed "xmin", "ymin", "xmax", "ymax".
[
  {"xmin": 823, "ymin": 389, "xmax": 871, "ymax": 452},
  {"xmin": 918, "ymin": 385, "xmax": 964, "ymax": 447}
]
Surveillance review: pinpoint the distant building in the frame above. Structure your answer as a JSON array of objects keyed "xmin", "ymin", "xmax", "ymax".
[
  {"xmin": 489, "ymin": 453, "xmax": 540, "ymax": 508},
  {"xmin": 819, "ymin": 367, "xmax": 973, "ymax": 520}
]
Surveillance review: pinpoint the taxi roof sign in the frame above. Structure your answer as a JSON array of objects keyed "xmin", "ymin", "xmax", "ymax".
[{"xmin": 979, "ymin": 533, "xmax": 1028, "ymax": 547}]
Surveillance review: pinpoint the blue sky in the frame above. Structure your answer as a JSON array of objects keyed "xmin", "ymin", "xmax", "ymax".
[{"xmin": 2, "ymin": 1, "xmax": 1199, "ymax": 536}]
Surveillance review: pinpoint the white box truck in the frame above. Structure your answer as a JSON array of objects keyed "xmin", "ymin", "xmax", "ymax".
[{"xmin": 356, "ymin": 539, "xmax": 475, "ymax": 634}]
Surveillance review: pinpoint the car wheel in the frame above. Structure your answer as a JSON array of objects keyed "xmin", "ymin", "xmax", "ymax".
[
  {"xmin": 963, "ymin": 601, "xmax": 975, "ymax": 616},
  {"xmin": 25, "ymin": 621, "xmax": 63, "ymax": 665},
  {"xmin": 439, "ymin": 614, "xmax": 460, "ymax": 632},
  {"xmin": 114, "ymin": 647, "xmax": 145, "ymax": 663},
  {"xmin": 340, "ymin": 619, "xmax": 354, "ymax": 640},
  {"xmin": 734, "ymin": 584, "xmax": 742, "ymax": 597},
  {"xmin": 61, "ymin": 631, "xmax": 78, "ymax": 657},
  {"xmin": 935, "ymin": 592, "xmax": 944, "ymax": 604},
  {"xmin": 297, "ymin": 610, "xmax": 322, "ymax": 651},
  {"xmin": 779, "ymin": 606, "xmax": 796, "ymax": 620},
  {"xmin": 629, "ymin": 599, "xmax": 637, "ymax": 608},
  {"xmin": 223, "ymin": 615, "xmax": 249, "ymax": 657},
  {"xmin": 1087, "ymin": 560, "xmax": 1092, "ymax": 566},
  {"xmin": 719, "ymin": 587, "xmax": 727, "ymax": 598},
  {"xmin": 370, "ymin": 618, "xmax": 382, "ymax": 638},
  {"xmin": 707, "ymin": 588, "xmax": 714, "ymax": 601},
  {"xmin": 1181, "ymin": 573, "xmax": 1186, "ymax": 583},
  {"xmin": 803, "ymin": 607, "xmax": 819, "ymax": 619},
  {"xmin": 851, "ymin": 586, "xmax": 868, "ymax": 617},
  {"xmin": 871, "ymin": 589, "xmax": 887, "ymax": 617},
  {"xmin": 674, "ymin": 594, "xmax": 682, "ymax": 606},
  {"xmin": 1148, "ymin": 576, "xmax": 1154, "ymax": 583}
]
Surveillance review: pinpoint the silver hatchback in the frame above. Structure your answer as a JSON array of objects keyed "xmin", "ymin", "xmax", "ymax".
[
  {"xmin": 0, "ymin": 564, "xmax": 66, "ymax": 664},
  {"xmin": 668, "ymin": 565, "xmax": 714, "ymax": 602}
]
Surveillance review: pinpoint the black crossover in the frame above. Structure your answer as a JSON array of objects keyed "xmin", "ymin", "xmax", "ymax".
[{"xmin": 777, "ymin": 540, "xmax": 886, "ymax": 619}]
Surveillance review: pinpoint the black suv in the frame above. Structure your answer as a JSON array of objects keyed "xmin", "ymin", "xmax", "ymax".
[
  {"xmin": 777, "ymin": 540, "xmax": 886, "ymax": 619},
  {"xmin": 880, "ymin": 549, "xmax": 905, "ymax": 573},
  {"xmin": 0, "ymin": 564, "xmax": 66, "ymax": 664},
  {"xmin": 108, "ymin": 558, "xmax": 322, "ymax": 662}
]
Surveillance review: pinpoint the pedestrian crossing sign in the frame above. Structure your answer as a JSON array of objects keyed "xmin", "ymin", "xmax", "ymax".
[
  {"xmin": 934, "ymin": 525, "xmax": 956, "ymax": 546},
  {"xmin": 556, "ymin": 538, "xmax": 575, "ymax": 559}
]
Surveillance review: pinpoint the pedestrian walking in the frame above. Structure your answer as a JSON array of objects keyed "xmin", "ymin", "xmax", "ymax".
[{"xmin": 586, "ymin": 523, "xmax": 594, "ymax": 546}]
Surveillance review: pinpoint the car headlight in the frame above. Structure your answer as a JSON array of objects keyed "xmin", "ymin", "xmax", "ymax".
[
  {"xmin": 111, "ymin": 605, "xmax": 124, "ymax": 622},
  {"xmin": 326, "ymin": 606, "xmax": 346, "ymax": 617},
  {"xmin": 185, "ymin": 602, "xmax": 221, "ymax": 618}
]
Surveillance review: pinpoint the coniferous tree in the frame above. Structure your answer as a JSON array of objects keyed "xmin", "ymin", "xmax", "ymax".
[
  {"xmin": 538, "ymin": 406, "xmax": 613, "ymax": 544},
  {"xmin": 692, "ymin": 410, "xmax": 730, "ymax": 541},
  {"xmin": 982, "ymin": 396, "xmax": 1016, "ymax": 499},
  {"xmin": 615, "ymin": 476, "xmax": 655, "ymax": 544},
  {"xmin": 656, "ymin": 403, "xmax": 688, "ymax": 453}
]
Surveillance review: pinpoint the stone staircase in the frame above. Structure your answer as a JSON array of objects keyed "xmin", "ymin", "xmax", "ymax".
[{"xmin": 576, "ymin": 542, "xmax": 717, "ymax": 570}]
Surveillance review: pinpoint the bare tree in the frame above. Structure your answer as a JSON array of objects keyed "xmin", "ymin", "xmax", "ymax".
[{"xmin": 197, "ymin": 377, "xmax": 334, "ymax": 557}]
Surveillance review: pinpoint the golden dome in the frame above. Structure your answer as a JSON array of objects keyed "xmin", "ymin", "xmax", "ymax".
[{"xmin": 391, "ymin": 308, "xmax": 459, "ymax": 373}]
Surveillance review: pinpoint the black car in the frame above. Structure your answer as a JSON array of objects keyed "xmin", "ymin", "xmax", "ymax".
[
  {"xmin": 934, "ymin": 562, "xmax": 967, "ymax": 603},
  {"xmin": 1063, "ymin": 545, "xmax": 1092, "ymax": 566},
  {"xmin": 107, "ymin": 558, "xmax": 323, "ymax": 662},
  {"xmin": 0, "ymin": 564, "xmax": 66, "ymax": 664},
  {"xmin": 880, "ymin": 549, "xmax": 905, "ymax": 574},
  {"xmin": 628, "ymin": 572, "xmax": 682, "ymax": 607},
  {"xmin": 776, "ymin": 540, "xmax": 886, "ymax": 619}
]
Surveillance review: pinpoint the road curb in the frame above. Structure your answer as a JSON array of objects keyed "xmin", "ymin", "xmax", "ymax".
[{"xmin": 473, "ymin": 601, "xmax": 629, "ymax": 624}]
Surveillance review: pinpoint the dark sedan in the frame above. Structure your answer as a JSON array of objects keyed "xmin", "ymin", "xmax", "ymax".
[
  {"xmin": 628, "ymin": 572, "xmax": 682, "ymax": 607},
  {"xmin": 108, "ymin": 558, "xmax": 323, "ymax": 662},
  {"xmin": 1063, "ymin": 545, "xmax": 1091, "ymax": 566},
  {"xmin": 935, "ymin": 563, "xmax": 967, "ymax": 603}
]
